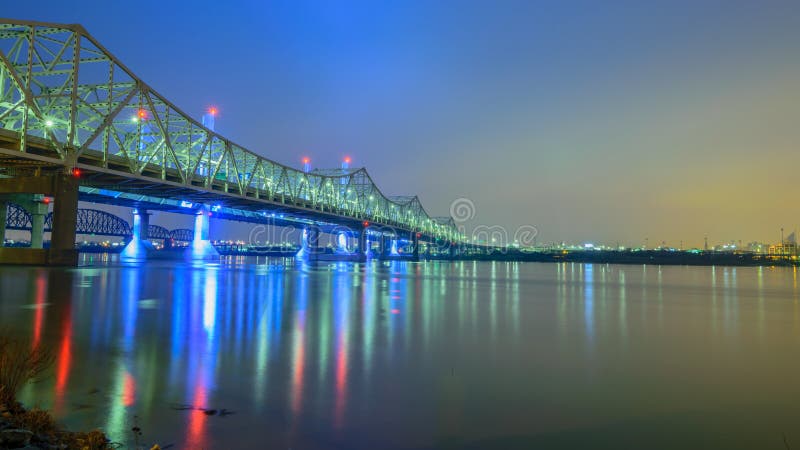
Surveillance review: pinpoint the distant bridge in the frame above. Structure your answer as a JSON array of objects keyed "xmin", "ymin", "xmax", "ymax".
[{"xmin": 3, "ymin": 202, "xmax": 192, "ymax": 241}]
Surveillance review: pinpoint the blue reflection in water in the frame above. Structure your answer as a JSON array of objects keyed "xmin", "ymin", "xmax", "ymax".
[
  {"xmin": 183, "ymin": 266, "xmax": 219, "ymax": 448},
  {"xmin": 7, "ymin": 260, "xmax": 800, "ymax": 449},
  {"xmin": 290, "ymin": 267, "xmax": 309, "ymax": 421},
  {"xmin": 106, "ymin": 266, "xmax": 140, "ymax": 438},
  {"xmin": 333, "ymin": 263, "xmax": 352, "ymax": 429},
  {"xmin": 584, "ymin": 264, "xmax": 594, "ymax": 345}
]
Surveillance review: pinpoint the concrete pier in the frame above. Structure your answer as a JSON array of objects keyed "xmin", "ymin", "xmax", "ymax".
[
  {"xmin": 185, "ymin": 205, "xmax": 220, "ymax": 260},
  {"xmin": 0, "ymin": 174, "xmax": 78, "ymax": 266}
]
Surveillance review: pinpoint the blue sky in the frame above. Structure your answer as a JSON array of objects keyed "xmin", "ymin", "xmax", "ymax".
[{"xmin": 5, "ymin": 1, "xmax": 800, "ymax": 245}]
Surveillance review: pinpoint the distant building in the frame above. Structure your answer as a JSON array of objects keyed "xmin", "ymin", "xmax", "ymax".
[{"xmin": 768, "ymin": 242, "xmax": 798, "ymax": 258}]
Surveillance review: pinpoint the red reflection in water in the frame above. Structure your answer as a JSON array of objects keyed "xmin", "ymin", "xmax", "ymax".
[
  {"xmin": 122, "ymin": 372, "xmax": 136, "ymax": 407},
  {"xmin": 186, "ymin": 382, "xmax": 208, "ymax": 449},
  {"xmin": 334, "ymin": 336, "xmax": 347, "ymax": 429},
  {"xmin": 32, "ymin": 272, "xmax": 46, "ymax": 350},
  {"xmin": 291, "ymin": 311, "xmax": 306, "ymax": 416},
  {"xmin": 391, "ymin": 309, "xmax": 400, "ymax": 314},
  {"xmin": 54, "ymin": 310, "xmax": 72, "ymax": 413}
]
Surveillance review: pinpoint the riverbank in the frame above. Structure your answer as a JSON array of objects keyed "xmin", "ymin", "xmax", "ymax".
[
  {"xmin": 0, "ymin": 402, "xmax": 111, "ymax": 449},
  {"xmin": 446, "ymin": 249, "xmax": 796, "ymax": 267}
]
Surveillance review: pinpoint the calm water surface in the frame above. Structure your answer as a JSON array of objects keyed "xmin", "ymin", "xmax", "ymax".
[{"xmin": 1, "ymin": 258, "xmax": 799, "ymax": 449}]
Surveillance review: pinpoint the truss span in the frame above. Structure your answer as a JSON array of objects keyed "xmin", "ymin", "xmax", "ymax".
[
  {"xmin": 3, "ymin": 202, "xmax": 31, "ymax": 229},
  {"xmin": 3, "ymin": 203, "xmax": 193, "ymax": 241}
]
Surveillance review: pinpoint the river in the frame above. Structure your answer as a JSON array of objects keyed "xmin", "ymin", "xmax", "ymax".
[{"xmin": 1, "ymin": 258, "xmax": 799, "ymax": 449}]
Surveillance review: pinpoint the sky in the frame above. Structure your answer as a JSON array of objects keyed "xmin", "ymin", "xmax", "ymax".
[{"xmin": 4, "ymin": 0, "xmax": 800, "ymax": 246}]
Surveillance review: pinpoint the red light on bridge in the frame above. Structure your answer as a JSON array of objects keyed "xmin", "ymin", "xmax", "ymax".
[
  {"xmin": 208, "ymin": 106, "xmax": 218, "ymax": 116},
  {"xmin": 344, "ymin": 156, "xmax": 351, "ymax": 164},
  {"xmin": 137, "ymin": 109, "xmax": 148, "ymax": 120},
  {"xmin": 416, "ymin": 232, "xmax": 422, "ymax": 238},
  {"xmin": 72, "ymin": 168, "xmax": 81, "ymax": 177},
  {"xmin": 302, "ymin": 157, "xmax": 310, "ymax": 164},
  {"xmin": 42, "ymin": 197, "xmax": 51, "ymax": 205},
  {"xmin": 363, "ymin": 221, "xmax": 369, "ymax": 228}
]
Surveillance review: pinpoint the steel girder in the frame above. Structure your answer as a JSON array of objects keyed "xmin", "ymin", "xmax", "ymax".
[
  {"xmin": 0, "ymin": 19, "xmax": 463, "ymax": 242},
  {"xmin": 169, "ymin": 228, "xmax": 193, "ymax": 242}
]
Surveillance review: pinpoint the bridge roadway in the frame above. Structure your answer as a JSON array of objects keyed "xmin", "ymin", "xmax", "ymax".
[{"xmin": 0, "ymin": 19, "xmax": 480, "ymax": 264}]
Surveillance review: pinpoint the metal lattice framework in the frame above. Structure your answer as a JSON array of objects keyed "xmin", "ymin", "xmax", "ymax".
[
  {"xmin": 4, "ymin": 201, "xmax": 31, "ymax": 228},
  {"xmin": 169, "ymin": 228, "xmax": 193, "ymax": 242},
  {"xmin": 4, "ymin": 202, "xmax": 194, "ymax": 240},
  {"xmin": 45, "ymin": 207, "xmax": 131, "ymax": 236},
  {"xmin": 0, "ymin": 19, "xmax": 463, "ymax": 242},
  {"xmin": 146, "ymin": 224, "xmax": 170, "ymax": 240}
]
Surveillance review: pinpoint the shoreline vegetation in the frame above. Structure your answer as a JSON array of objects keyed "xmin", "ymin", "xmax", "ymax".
[{"xmin": 0, "ymin": 332, "xmax": 158, "ymax": 450}]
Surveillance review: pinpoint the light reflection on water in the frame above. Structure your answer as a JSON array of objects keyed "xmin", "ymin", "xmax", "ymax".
[{"xmin": 1, "ymin": 260, "xmax": 800, "ymax": 448}]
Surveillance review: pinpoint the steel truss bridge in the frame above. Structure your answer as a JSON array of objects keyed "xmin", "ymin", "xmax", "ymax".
[
  {"xmin": 0, "ymin": 19, "xmax": 464, "ymax": 243},
  {"xmin": 3, "ymin": 202, "xmax": 191, "ymax": 241}
]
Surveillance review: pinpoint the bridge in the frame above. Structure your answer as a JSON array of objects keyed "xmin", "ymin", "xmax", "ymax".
[
  {"xmin": 2, "ymin": 202, "xmax": 192, "ymax": 242},
  {"xmin": 0, "ymin": 18, "xmax": 477, "ymax": 265}
]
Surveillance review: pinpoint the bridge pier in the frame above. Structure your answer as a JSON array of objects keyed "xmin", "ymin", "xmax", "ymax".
[
  {"xmin": 186, "ymin": 205, "xmax": 220, "ymax": 260},
  {"xmin": 298, "ymin": 226, "xmax": 321, "ymax": 260},
  {"xmin": 358, "ymin": 229, "xmax": 368, "ymax": 258},
  {"xmin": 334, "ymin": 231, "xmax": 350, "ymax": 254},
  {"xmin": 29, "ymin": 202, "xmax": 47, "ymax": 249},
  {"xmin": 120, "ymin": 209, "xmax": 156, "ymax": 261},
  {"xmin": 0, "ymin": 174, "xmax": 78, "ymax": 265},
  {"xmin": 298, "ymin": 226, "xmax": 368, "ymax": 262},
  {"xmin": 0, "ymin": 200, "xmax": 6, "ymax": 247}
]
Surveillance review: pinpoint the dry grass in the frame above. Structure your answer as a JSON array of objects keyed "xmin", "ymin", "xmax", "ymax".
[
  {"xmin": 5, "ymin": 407, "xmax": 115, "ymax": 449},
  {"xmin": 10, "ymin": 407, "xmax": 58, "ymax": 435},
  {"xmin": 61, "ymin": 429, "xmax": 113, "ymax": 450},
  {"xmin": 0, "ymin": 330, "xmax": 54, "ymax": 407},
  {"xmin": 0, "ymin": 331, "xmax": 119, "ymax": 449}
]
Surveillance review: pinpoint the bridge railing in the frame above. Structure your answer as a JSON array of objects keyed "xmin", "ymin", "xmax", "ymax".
[{"xmin": 0, "ymin": 19, "xmax": 464, "ymax": 242}]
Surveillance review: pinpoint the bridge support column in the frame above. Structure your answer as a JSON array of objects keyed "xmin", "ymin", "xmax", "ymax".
[
  {"xmin": 449, "ymin": 241, "xmax": 458, "ymax": 259},
  {"xmin": 29, "ymin": 202, "xmax": 47, "ymax": 249},
  {"xmin": 334, "ymin": 231, "xmax": 349, "ymax": 254},
  {"xmin": 298, "ymin": 226, "xmax": 321, "ymax": 260},
  {"xmin": 411, "ymin": 232, "xmax": 420, "ymax": 261},
  {"xmin": 48, "ymin": 174, "xmax": 79, "ymax": 265},
  {"xmin": 186, "ymin": 205, "xmax": 220, "ymax": 260},
  {"xmin": 0, "ymin": 200, "xmax": 6, "ymax": 247},
  {"xmin": 0, "ymin": 174, "xmax": 78, "ymax": 265},
  {"xmin": 121, "ymin": 208, "xmax": 156, "ymax": 261},
  {"xmin": 379, "ymin": 235, "xmax": 391, "ymax": 258},
  {"xmin": 358, "ymin": 229, "xmax": 368, "ymax": 258}
]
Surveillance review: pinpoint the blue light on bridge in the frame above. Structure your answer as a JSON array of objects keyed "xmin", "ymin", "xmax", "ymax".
[{"xmin": 180, "ymin": 201, "xmax": 194, "ymax": 208}]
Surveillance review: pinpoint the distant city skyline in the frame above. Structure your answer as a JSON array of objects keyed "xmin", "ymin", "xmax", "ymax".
[{"xmin": 4, "ymin": 0, "xmax": 800, "ymax": 247}]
